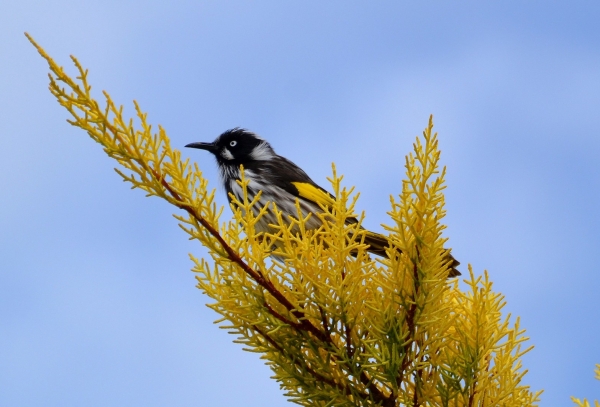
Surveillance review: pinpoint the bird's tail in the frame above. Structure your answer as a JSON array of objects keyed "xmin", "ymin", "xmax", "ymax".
[{"xmin": 362, "ymin": 230, "xmax": 461, "ymax": 278}]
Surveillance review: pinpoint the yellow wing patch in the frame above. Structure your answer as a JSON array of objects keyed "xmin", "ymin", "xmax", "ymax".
[{"xmin": 291, "ymin": 182, "xmax": 336, "ymax": 208}]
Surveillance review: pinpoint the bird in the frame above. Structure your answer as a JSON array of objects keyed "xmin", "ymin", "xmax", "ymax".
[{"xmin": 186, "ymin": 128, "xmax": 460, "ymax": 277}]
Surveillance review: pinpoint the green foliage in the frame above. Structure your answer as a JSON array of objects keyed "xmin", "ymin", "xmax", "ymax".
[{"xmin": 28, "ymin": 33, "xmax": 543, "ymax": 406}]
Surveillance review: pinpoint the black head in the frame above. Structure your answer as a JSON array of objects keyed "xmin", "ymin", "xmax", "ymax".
[{"xmin": 185, "ymin": 128, "xmax": 275, "ymax": 166}]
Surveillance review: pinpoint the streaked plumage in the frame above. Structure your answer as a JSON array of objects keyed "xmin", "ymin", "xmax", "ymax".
[{"xmin": 186, "ymin": 128, "xmax": 460, "ymax": 277}]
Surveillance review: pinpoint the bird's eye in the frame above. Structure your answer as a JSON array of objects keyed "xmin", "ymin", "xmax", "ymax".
[{"xmin": 230, "ymin": 140, "xmax": 237, "ymax": 147}]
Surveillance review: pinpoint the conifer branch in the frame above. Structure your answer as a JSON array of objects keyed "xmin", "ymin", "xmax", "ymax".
[{"xmin": 27, "ymin": 33, "xmax": 543, "ymax": 407}]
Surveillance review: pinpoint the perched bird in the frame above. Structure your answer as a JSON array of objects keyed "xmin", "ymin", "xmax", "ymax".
[{"xmin": 186, "ymin": 128, "xmax": 460, "ymax": 277}]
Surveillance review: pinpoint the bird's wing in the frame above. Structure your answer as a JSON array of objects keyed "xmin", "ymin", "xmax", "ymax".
[
  {"xmin": 261, "ymin": 156, "xmax": 361, "ymax": 224},
  {"xmin": 255, "ymin": 156, "xmax": 337, "ymax": 208},
  {"xmin": 290, "ymin": 181, "xmax": 336, "ymax": 209}
]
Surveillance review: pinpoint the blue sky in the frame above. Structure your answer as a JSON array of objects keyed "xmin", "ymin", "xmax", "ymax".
[{"xmin": 2, "ymin": 1, "xmax": 599, "ymax": 406}]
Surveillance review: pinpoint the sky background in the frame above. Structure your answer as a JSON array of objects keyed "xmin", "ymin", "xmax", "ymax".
[{"xmin": 2, "ymin": 1, "xmax": 600, "ymax": 406}]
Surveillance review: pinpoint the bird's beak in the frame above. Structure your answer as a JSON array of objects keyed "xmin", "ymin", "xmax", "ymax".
[{"xmin": 185, "ymin": 142, "xmax": 218, "ymax": 153}]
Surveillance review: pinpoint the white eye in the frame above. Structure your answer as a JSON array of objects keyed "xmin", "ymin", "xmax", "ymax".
[{"xmin": 230, "ymin": 140, "xmax": 237, "ymax": 147}]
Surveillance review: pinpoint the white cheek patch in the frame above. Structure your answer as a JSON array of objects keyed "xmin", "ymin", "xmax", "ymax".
[
  {"xmin": 221, "ymin": 148, "xmax": 234, "ymax": 160},
  {"xmin": 250, "ymin": 142, "xmax": 275, "ymax": 161}
]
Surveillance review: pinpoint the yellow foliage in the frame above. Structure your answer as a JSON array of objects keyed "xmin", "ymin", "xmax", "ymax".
[
  {"xmin": 27, "ymin": 33, "xmax": 542, "ymax": 406},
  {"xmin": 571, "ymin": 365, "xmax": 600, "ymax": 407}
]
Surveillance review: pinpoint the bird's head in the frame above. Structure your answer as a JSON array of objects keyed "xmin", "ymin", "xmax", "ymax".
[{"xmin": 185, "ymin": 128, "xmax": 275, "ymax": 166}]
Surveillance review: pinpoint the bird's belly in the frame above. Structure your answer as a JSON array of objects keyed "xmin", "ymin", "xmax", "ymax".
[{"xmin": 238, "ymin": 190, "xmax": 323, "ymax": 235}]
